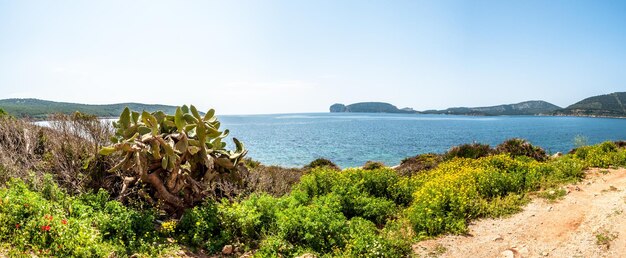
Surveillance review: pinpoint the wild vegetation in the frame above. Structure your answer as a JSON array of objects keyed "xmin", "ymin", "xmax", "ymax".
[
  {"xmin": 0, "ymin": 107, "xmax": 625, "ymax": 257},
  {"xmin": 98, "ymin": 105, "xmax": 248, "ymax": 214},
  {"xmin": 555, "ymin": 92, "xmax": 626, "ymax": 117},
  {"xmin": 0, "ymin": 98, "xmax": 178, "ymax": 119}
]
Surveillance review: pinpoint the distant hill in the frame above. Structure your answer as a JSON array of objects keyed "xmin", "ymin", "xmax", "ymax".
[
  {"xmin": 422, "ymin": 101, "xmax": 561, "ymax": 116},
  {"xmin": 0, "ymin": 98, "xmax": 178, "ymax": 119},
  {"xmin": 330, "ymin": 102, "xmax": 417, "ymax": 113},
  {"xmin": 554, "ymin": 92, "xmax": 626, "ymax": 117}
]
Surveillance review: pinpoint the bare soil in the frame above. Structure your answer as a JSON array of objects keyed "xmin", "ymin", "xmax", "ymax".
[{"xmin": 414, "ymin": 168, "xmax": 626, "ymax": 258}]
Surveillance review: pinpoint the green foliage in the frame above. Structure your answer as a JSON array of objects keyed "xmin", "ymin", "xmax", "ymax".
[
  {"xmin": 406, "ymin": 153, "xmax": 588, "ymax": 237},
  {"xmin": 363, "ymin": 160, "xmax": 385, "ymax": 170},
  {"xmin": 559, "ymin": 92, "xmax": 626, "ymax": 117},
  {"xmin": 100, "ymin": 105, "xmax": 247, "ymax": 212},
  {"xmin": 293, "ymin": 168, "xmax": 412, "ymax": 224},
  {"xmin": 176, "ymin": 200, "xmax": 222, "ymax": 251},
  {"xmin": 444, "ymin": 143, "xmax": 493, "ymax": 160},
  {"xmin": 218, "ymin": 193, "xmax": 283, "ymax": 249},
  {"xmin": 0, "ymin": 98, "xmax": 180, "ymax": 119},
  {"xmin": 243, "ymin": 157, "xmax": 261, "ymax": 169},
  {"xmin": 0, "ymin": 108, "xmax": 10, "ymax": 118},
  {"xmin": 275, "ymin": 194, "xmax": 348, "ymax": 254},
  {"xmin": 495, "ymin": 138, "xmax": 548, "ymax": 161},
  {"xmin": 0, "ymin": 178, "xmax": 173, "ymax": 257},
  {"xmin": 572, "ymin": 141, "xmax": 626, "ymax": 168},
  {"xmin": 305, "ymin": 158, "xmax": 340, "ymax": 170},
  {"xmin": 1, "ymin": 133, "xmax": 624, "ymax": 257},
  {"xmin": 339, "ymin": 217, "xmax": 412, "ymax": 258}
]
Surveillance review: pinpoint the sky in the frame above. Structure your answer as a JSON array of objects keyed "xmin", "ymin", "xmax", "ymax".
[{"xmin": 1, "ymin": 0, "xmax": 625, "ymax": 114}]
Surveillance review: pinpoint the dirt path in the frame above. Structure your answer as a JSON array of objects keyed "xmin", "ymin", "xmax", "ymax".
[{"xmin": 414, "ymin": 168, "xmax": 626, "ymax": 258}]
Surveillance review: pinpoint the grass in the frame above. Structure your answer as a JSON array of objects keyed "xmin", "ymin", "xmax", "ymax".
[
  {"xmin": 595, "ymin": 229, "xmax": 619, "ymax": 248},
  {"xmin": 537, "ymin": 188, "xmax": 568, "ymax": 202}
]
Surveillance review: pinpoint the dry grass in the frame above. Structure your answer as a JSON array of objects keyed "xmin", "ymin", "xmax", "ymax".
[{"xmin": 0, "ymin": 113, "xmax": 120, "ymax": 194}]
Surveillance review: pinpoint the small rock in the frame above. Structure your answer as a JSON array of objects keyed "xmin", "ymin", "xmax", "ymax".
[
  {"xmin": 222, "ymin": 245, "xmax": 233, "ymax": 255},
  {"xmin": 542, "ymin": 251, "xmax": 549, "ymax": 256},
  {"xmin": 493, "ymin": 235, "xmax": 504, "ymax": 241},
  {"xmin": 575, "ymin": 186, "xmax": 581, "ymax": 191},
  {"xmin": 500, "ymin": 249, "xmax": 515, "ymax": 258},
  {"xmin": 549, "ymin": 190, "xmax": 556, "ymax": 195},
  {"xmin": 518, "ymin": 246, "xmax": 529, "ymax": 255},
  {"xmin": 547, "ymin": 206, "xmax": 553, "ymax": 212},
  {"xmin": 240, "ymin": 252, "xmax": 254, "ymax": 258}
]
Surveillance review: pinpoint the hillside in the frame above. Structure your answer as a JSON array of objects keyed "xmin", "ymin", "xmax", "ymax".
[
  {"xmin": 422, "ymin": 100, "xmax": 561, "ymax": 116},
  {"xmin": 330, "ymin": 102, "xmax": 417, "ymax": 113},
  {"xmin": 555, "ymin": 92, "xmax": 626, "ymax": 117},
  {"xmin": 0, "ymin": 98, "xmax": 178, "ymax": 119}
]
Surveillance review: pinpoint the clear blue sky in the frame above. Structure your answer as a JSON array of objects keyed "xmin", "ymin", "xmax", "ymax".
[{"xmin": 1, "ymin": 0, "xmax": 625, "ymax": 114}]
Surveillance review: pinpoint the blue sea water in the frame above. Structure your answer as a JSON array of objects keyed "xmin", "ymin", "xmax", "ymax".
[{"xmin": 218, "ymin": 113, "xmax": 626, "ymax": 168}]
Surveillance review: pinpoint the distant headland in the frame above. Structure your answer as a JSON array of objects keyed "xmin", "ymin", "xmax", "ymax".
[
  {"xmin": 331, "ymin": 92, "xmax": 626, "ymax": 118},
  {"xmin": 330, "ymin": 102, "xmax": 416, "ymax": 114}
]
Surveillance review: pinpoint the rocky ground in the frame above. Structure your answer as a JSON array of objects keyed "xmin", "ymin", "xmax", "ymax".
[{"xmin": 413, "ymin": 168, "xmax": 626, "ymax": 258}]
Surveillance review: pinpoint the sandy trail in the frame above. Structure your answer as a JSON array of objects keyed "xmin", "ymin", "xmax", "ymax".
[{"xmin": 413, "ymin": 168, "xmax": 626, "ymax": 258}]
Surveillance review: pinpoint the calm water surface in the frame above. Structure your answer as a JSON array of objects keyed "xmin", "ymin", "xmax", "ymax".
[{"xmin": 217, "ymin": 113, "xmax": 626, "ymax": 168}]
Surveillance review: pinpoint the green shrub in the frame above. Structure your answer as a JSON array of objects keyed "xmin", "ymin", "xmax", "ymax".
[
  {"xmin": 340, "ymin": 217, "xmax": 412, "ymax": 258},
  {"xmin": 363, "ymin": 161, "xmax": 385, "ymax": 170},
  {"xmin": 217, "ymin": 193, "xmax": 284, "ymax": 249},
  {"xmin": 293, "ymin": 168, "xmax": 407, "ymax": 225},
  {"xmin": 478, "ymin": 194, "xmax": 528, "ymax": 218},
  {"xmin": 444, "ymin": 143, "xmax": 492, "ymax": 160},
  {"xmin": 94, "ymin": 201, "xmax": 160, "ymax": 255},
  {"xmin": 274, "ymin": 194, "xmax": 348, "ymax": 254},
  {"xmin": 495, "ymin": 138, "xmax": 548, "ymax": 161},
  {"xmin": 0, "ymin": 178, "xmax": 175, "ymax": 257},
  {"xmin": 407, "ymin": 165, "xmax": 481, "ymax": 236},
  {"xmin": 0, "ymin": 179, "xmax": 113, "ymax": 256},
  {"xmin": 305, "ymin": 158, "xmax": 340, "ymax": 170},
  {"xmin": 395, "ymin": 153, "xmax": 443, "ymax": 176},
  {"xmin": 176, "ymin": 200, "xmax": 222, "ymax": 251},
  {"xmin": 255, "ymin": 235, "xmax": 297, "ymax": 258},
  {"xmin": 572, "ymin": 141, "xmax": 626, "ymax": 168},
  {"xmin": 292, "ymin": 168, "xmax": 341, "ymax": 203},
  {"xmin": 545, "ymin": 157, "xmax": 585, "ymax": 185}
]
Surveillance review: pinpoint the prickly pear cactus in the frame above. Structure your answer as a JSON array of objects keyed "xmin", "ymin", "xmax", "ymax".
[{"xmin": 99, "ymin": 105, "xmax": 247, "ymax": 213}]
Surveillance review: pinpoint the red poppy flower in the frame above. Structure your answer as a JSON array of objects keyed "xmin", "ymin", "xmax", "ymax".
[
  {"xmin": 61, "ymin": 219, "xmax": 67, "ymax": 225},
  {"xmin": 15, "ymin": 223, "xmax": 20, "ymax": 229},
  {"xmin": 41, "ymin": 225, "xmax": 51, "ymax": 231}
]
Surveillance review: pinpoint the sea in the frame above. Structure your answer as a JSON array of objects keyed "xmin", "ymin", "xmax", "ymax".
[
  {"xmin": 36, "ymin": 113, "xmax": 626, "ymax": 168},
  {"xmin": 218, "ymin": 113, "xmax": 626, "ymax": 168}
]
